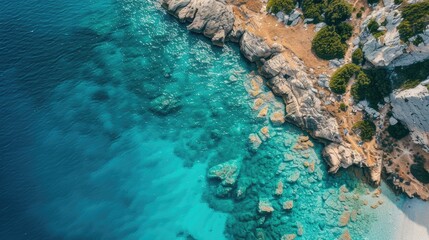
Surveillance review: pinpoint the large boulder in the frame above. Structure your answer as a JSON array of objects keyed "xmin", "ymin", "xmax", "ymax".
[
  {"xmin": 390, "ymin": 84, "xmax": 429, "ymax": 152},
  {"xmin": 162, "ymin": 0, "xmax": 234, "ymax": 46},
  {"xmin": 322, "ymin": 143, "xmax": 365, "ymax": 173},
  {"xmin": 240, "ymin": 32, "xmax": 272, "ymax": 62}
]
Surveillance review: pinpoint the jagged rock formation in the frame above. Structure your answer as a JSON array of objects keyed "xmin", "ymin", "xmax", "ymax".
[
  {"xmin": 162, "ymin": 0, "xmax": 370, "ymax": 178},
  {"xmin": 390, "ymin": 84, "xmax": 429, "ymax": 152},
  {"xmin": 161, "ymin": 0, "xmax": 234, "ymax": 46},
  {"xmin": 358, "ymin": 4, "xmax": 429, "ymax": 67}
]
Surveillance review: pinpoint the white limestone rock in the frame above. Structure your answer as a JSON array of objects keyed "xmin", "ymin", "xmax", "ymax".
[{"xmin": 390, "ymin": 85, "xmax": 429, "ymax": 152}]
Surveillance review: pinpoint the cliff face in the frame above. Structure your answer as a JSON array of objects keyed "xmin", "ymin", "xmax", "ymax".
[
  {"xmin": 391, "ymin": 84, "xmax": 429, "ymax": 152},
  {"xmin": 161, "ymin": 0, "xmax": 369, "ymax": 176}
]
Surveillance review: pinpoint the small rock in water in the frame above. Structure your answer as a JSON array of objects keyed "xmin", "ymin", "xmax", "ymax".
[
  {"xmin": 281, "ymin": 234, "xmax": 296, "ymax": 240},
  {"xmin": 275, "ymin": 180, "xmax": 284, "ymax": 195},
  {"xmin": 207, "ymin": 159, "xmax": 241, "ymax": 186},
  {"xmin": 249, "ymin": 133, "xmax": 262, "ymax": 150},
  {"xmin": 258, "ymin": 199, "xmax": 274, "ymax": 213},
  {"xmin": 149, "ymin": 93, "xmax": 181, "ymax": 115},
  {"xmin": 283, "ymin": 200, "xmax": 294, "ymax": 210}
]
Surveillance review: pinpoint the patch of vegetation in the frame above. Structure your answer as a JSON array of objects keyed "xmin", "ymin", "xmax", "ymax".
[
  {"xmin": 413, "ymin": 35, "xmax": 424, "ymax": 46},
  {"xmin": 339, "ymin": 102, "xmax": 348, "ymax": 111},
  {"xmin": 335, "ymin": 22, "xmax": 353, "ymax": 41},
  {"xmin": 356, "ymin": 11, "xmax": 362, "ymax": 19},
  {"xmin": 351, "ymin": 71, "xmax": 371, "ymax": 101},
  {"xmin": 387, "ymin": 121, "xmax": 409, "ymax": 139},
  {"xmin": 352, "ymin": 48, "xmax": 364, "ymax": 65},
  {"xmin": 358, "ymin": 68, "xmax": 391, "ymax": 106},
  {"xmin": 312, "ymin": 26, "xmax": 347, "ymax": 60},
  {"xmin": 410, "ymin": 154, "xmax": 429, "ymax": 184},
  {"xmin": 401, "ymin": 79, "xmax": 421, "ymax": 89},
  {"xmin": 329, "ymin": 63, "xmax": 361, "ymax": 93},
  {"xmin": 353, "ymin": 120, "xmax": 376, "ymax": 141},
  {"xmin": 394, "ymin": 0, "xmax": 403, "ymax": 4},
  {"xmin": 266, "ymin": 0, "xmax": 296, "ymax": 14},
  {"xmin": 324, "ymin": 0, "xmax": 352, "ymax": 25},
  {"xmin": 398, "ymin": 0, "xmax": 429, "ymax": 42},
  {"xmin": 367, "ymin": 0, "xmax": 379, "ymax": 5},
  {"xmin": 392, "ymin": 60, "xmax": 429, "ymax": 89},
  {"xmin": 367, "ymin": 19, "xmax": 384, "ymax": 38},
  {"xmin": 302, "ymin": 0, "xmax": 326, "ymax": 23}
]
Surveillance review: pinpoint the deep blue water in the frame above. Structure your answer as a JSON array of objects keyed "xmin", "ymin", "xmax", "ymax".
[{"xmin": 0, "ymin": 0, "xmax": 389, "ymax": 239}]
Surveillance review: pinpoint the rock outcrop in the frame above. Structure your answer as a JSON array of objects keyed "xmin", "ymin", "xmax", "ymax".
[
  {"xmin": 390, "ymin": 84, "xmax": 429, "ymax": 152},
  {"xmin": 322, "ymin": 143, "xmax": 365, "ymax": 172},
  {"xmin": 358, "ymin": 6, "xmax": 429, "ymax": 67},
  {"xmin": 207, "ymin": 159, "xmax": 241, "ymax": 185},
  {"xmin": 260, "ymin": 54, "xmax": 341, "ymax": 143},
  {"xmin": 162, "ymin": 0, "xmax": 234, "ymax": 46},
  {"xmin": 240, "ymin": 32, "xmax": 272, "ymax": 62}
]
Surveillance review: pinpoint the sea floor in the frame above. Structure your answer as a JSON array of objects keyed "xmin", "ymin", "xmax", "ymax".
[{"xmin": 0, "ymin": 0, "xmax": 428, "ymax": 239}]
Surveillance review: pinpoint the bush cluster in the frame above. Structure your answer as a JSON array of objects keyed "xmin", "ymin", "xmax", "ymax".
[
  {"xmin": 329, "ymin": 63, "xmax": 361, "ymax": 93},
  {"xmin": 351, "ymin": 68, "xmax": 391, "ymax": 106},
  {"xmin": 367, "ymin": 19, "xmax": 384, "ymax": 38},
  {"xmin": 353, "ymin": 120, "xmax": 376, "ymax": 142},
  {"xmin": 352, "ymin": 48, "xmax": 364, "ymax": 65},
  {"xmin": 324, "ymin": 0, "xmax": 352, "ymax": 25},
  {"xmin": 387, "ymin": 121, "xmax": 409, "ymax": 140},
  {"xmin": 398, "ymin": 1, "xmax": 429, "ymax": 42},
  {"xmin": 302, "ymin": 0, "xmax": 326, "ymax": 23},
  {"xmin": 312, "ymin": 23, "xmax": 353, "ymax": 60},
  {"xmin": 267, "ymin": 0, "xmax": 296, "ymax": 14}
]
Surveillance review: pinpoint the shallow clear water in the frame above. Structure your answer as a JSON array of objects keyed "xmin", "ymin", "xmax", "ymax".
[{"xmin": 0, "ymin": 0, "xmax": 411, "ymax": 239}]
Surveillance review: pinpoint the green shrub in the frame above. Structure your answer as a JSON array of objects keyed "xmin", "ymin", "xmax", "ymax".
[
  {"xmin": 312, "ymin": 26, "xmax": 347, "ymax": 60},
  {"xmin": 394, "ymin": 0, "xmax": 402, "ymax": 4},
  {"xmin": 413, "ymin": 35, "xmax": 424, "ymax": 46},
  {"xmin": 387, "ymin": 121, "xmax": 409, "ymax": 140},
  {"xmin": 329, "ymin": 63, "xmax": 361, "ymax": 93},
  {"xmin": 351, "ymin": 71, "xmax": 370, "ymax": 101},
  {"xmin": 302, "ymin": 0, "xmax": 326, "ymax": 23},
  {"xmin": 352, "ymin": 48, "xmax": 364, "ymax": 65},
  {"xmin": 335, "ymin": 22, "xmax": 353, "ymax": 41},
  {"xmin": 362, "ymin": 68, "xmax": 392, "ymax": 106},
  {"xmin": 398, "ymin": 1, "xmax": 429, "ymax": 42},
  {"xmin": 393, "ymin": 60, "xmax": 429, "ymax": 89},
  {"xmin": 325, "ymin": 0, "xmax": 352, "ymax": 25},
  {"xmin": 356, "ymin": 11, "xmax": 362, "ymax": 18},
  {"xmin": 353, "ymin": 120, "xmax": 376, "ymax": 141},
  {"xmin": 401, "ymin": 79, "xmax": 421, "ymax": 89},
  {"xmin": 267, "ymin": 0, "xmax": 296, "ymax": 14},
  {"xmin": 367, "ymin": 0, "xmax": 379, "ymax": 5},
  {"xmin": 339, "ymin": 102, "xmax": 348, "ymax": 111}
]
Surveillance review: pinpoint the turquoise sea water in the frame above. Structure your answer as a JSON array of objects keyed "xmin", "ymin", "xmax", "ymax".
[{"xmin": 0, "ymin": 0, "xmax": 412, "ymax": 239}]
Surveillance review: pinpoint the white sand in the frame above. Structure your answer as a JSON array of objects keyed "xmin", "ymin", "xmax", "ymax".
[{"xmin": 367, "ymin": 183, "xmax": 429, "ymax": 240}]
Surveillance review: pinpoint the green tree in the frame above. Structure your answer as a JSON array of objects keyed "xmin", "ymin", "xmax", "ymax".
[
  {"xmin": 329, "ymin": 63, "xmax": 361, "ymax": 93},
  {"xmin": 267, "ymin": 0, "xmax": 296, "ymax": 14},
  {"xmin": 325, "ymin": 0, "xmax": 352, "ymax": 25},
  {"xmin": 312, "ymin": 26, "xmax": 347, "ymax": 60},
  {"xmin": 335, "ymin": 22, "xmax": 353, "ymax": 41},
  {"xmin": 352, "ymin": 48, "xmax": 364, "ymax": 65},
  {"xmin": 302, "ymin": 0, "xmax": 326, "ymax": 23},
  {"xmin": 353, "ymin": 120, "xmax": 376, "ymax": 141},
  {"xmin": 351, "ymin": 71, "xmax": 370, "ymax": 101}
]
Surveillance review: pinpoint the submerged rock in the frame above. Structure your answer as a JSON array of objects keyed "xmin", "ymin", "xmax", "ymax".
[
  {"xmin": 258, "ymin": 199, "xmax": 274, "ymax": 213},
  {"xmin": 207, "ymin": 159, "xmax": 241, "ymax": 186},
  {"xmin": 149, "ymin": 93, "xmax": 181, "ymax": 115},
  {"xmin": 282, "ymin": 200, "xmax": 294, "ymax": 210},
  {"xmin": 249, "ymin": 133, "xmax": 262, "ymax": 150}
]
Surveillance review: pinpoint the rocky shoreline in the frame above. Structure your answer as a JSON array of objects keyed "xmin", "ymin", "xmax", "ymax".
[{"xmin": 160, "ymin": 0, "xmax": 428, "ymax": 199}]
